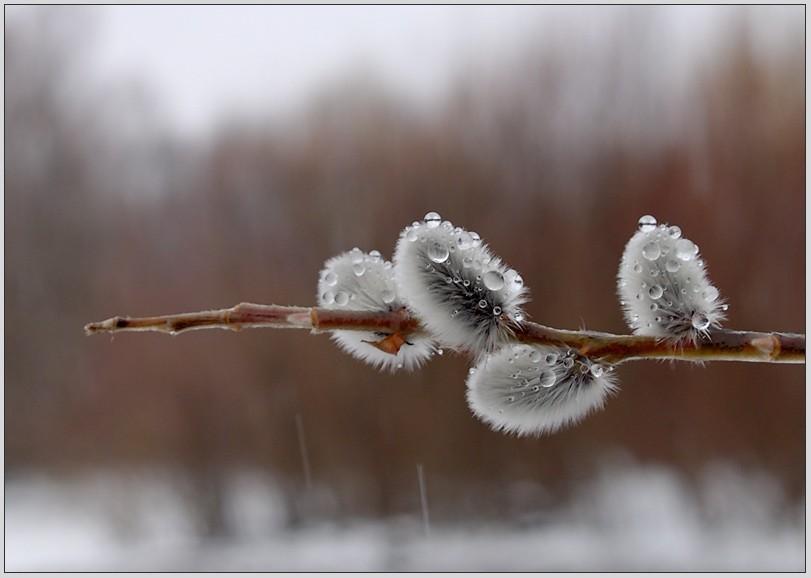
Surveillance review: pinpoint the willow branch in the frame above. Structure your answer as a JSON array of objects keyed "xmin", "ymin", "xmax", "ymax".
[{"xmin": 84, "ymin": 303, "xmax": 804, "ymax": 365}]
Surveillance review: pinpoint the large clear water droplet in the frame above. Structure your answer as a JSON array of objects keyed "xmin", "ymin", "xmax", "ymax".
[
  {"xmin": 668, "ymin": 225, "xmax": 682, "ymax": 239},
  {"xmin": 353, "ymin": 263, "xmax": 365, "ymax": 276},
  {"xmin": 407, "ymin": 229, "xmax": 418, "ymax": 242},
  {"xmin": 539, "ymin": 371, "xmax": 556, "ymax": 388},
  {"xmin": 483, "ymin": 270, "xmax": 505, "ymax": 291},
  {"xmin": 642, "ymin": 241, "xmax": 661, "ymax": 261},
  {"xmin": 528, "ymin": 350, "xmax": 541, "ymax": 363},
  {"xmin": 691, "ymin": 312, "xmax": 710, "ymax": 331},
  {"xmin": 665, "ymin": 259, "xmax": 681, "ymax": 273},
  {"xmin": 638, "ymin": 215, "xmax": 657, "ymax": 232},
  {"xmin": 648, "ymin": 284, "xmax": 663, "ymax": 299},
  {"xmin": 381, "ymin": 289, "xmax": 395, "ymax": 304},
  {"xmin": 323, "ymin": 271, "xmax": 338, "ymax": 286},
  {"xmin": 334, "ymin": 291, "xmax": 349, "ymax": 306},
  {"xmin": 427, "ymin": 243, "xmax": 450, "ymax": 263},
  {"xmin": 675, "ymin": 239, "xmax": 698, "ymax": 261},
  {"xmin": 424, "ymin": 211, "xmax": 441, "ymax": 228},
  {"xmin": 590, "ymin": 364, "xmax": 604, "ymax": 378},
  {"xmin": 321, "ymin": 291, "xmax": 335, "ymax": 305}
]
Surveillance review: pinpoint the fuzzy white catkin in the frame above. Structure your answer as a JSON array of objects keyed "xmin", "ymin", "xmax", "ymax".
[
  {"xmin": 317, "ymin": 249, "xmax": 435, "ymax": 371},
  {"xmin": 393, "ymin": 212, "xmax": 528, "ymax": 354},
  {"xmin": 466, "ymin": 343, "xmax": 618, "ymax": 436},
  {"xmin": 617, "ymin": 216, "xmax": 726, "ymax": 342}
]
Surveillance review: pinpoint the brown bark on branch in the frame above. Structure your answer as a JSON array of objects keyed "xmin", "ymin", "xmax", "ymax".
[{"xmin": 84, "ymin": 303, "xmax": 804, "ymax": 365}]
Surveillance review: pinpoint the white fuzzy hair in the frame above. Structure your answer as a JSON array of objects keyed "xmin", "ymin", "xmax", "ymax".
[
  {"xmin": 392, "ymin": 215, "xmax": 528, "ymax": 354},
  {"xmin": 617, "ymin": 217, "xmax": 726, "ymax": 342},
  {"xmin": 466, "ymin": 343, "xmax": 619, "ymax": 436},
  {"xmin": 317, "ymin": 249, "xmax": 435, "ymax": 372}
]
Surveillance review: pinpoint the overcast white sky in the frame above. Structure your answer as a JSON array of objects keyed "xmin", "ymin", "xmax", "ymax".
[
  {"xmin": 7, "ymin": 5, "xmax": 800, "ymax": 138},
  {"xmin": 88, "ymin": 6, "xmax": 544, "ymax": 135}
]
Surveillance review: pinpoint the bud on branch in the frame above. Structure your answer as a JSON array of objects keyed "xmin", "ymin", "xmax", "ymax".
[{"xmin": 85, "ymin": 212, "xmax": 804, "ymax": 436}]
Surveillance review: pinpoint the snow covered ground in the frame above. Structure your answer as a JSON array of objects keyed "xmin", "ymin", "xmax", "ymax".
[{"xmin": 5, "ymin": 464, "xmax": 804, "ymax": 571}]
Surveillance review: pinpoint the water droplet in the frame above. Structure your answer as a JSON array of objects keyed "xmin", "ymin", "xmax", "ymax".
[
  {"xmin": 323, "ymin": 271, "xmax": 338, "ymax": 286},
  {"xmin": 396, "ymin": 363, "xmax": 403, "ymax": 369},
  {"xmin": 635, "ymin": 293, "xmax": 643, "ymax": 301},
  {"xmin": 436, "ymin": 348, "xmax": 444, "ymax": 356},
  {"xmin": 668, "ymin": 225, "xmax": 682, "ymax": 239},
  {"xmin": 493, "ymin": 306, "xmax": 502, "ymax": 316},
  {"xmin": 633, "ymin": 262, "xmax": 642, "ymax": 273},
  {"xmin": 462, "ymin": 256, "xmax": 473, "ymax": 268},
  {"xmin": 457, "ymin": 233, "xmax": 473, "ymax": 250},
  {"xmin": 353, "ymin": 263, "xmax": 366, "ymax": 276},
  {"xmin": 381, "ymin": 289, "xmax": 395, "ymax": 304},
  {"xmin": 528, "ymin": 350, "xmax": 541, "ymax": 363},
  {"xmin": 642, "ymin": 241, "xmax": 661, "ymax": 261},
  {"xmin": 407, "ymin": 229, "xmax": 418, "ymax": 242},
  {"xmin": 350, "ymin": 248, "xmax": 364, "ymax": 264},
  {"xmin": 545, "ymin": 353, "xmax": 558, "ymax": 365},
  {"xmin": 649, "ymin": 302, "xmax": 659, "ymax": 311},
  {"xmin": 321, "ymin": 291, "xmax": 335, "ymax": 304},
  {"xmin": 638, "ymin": 215, "xmax": 657, "ymax": 232},
  {"xmin": 721, "ymin": 304, "xmax": 729, "ymax": 311},
  {"xmin": 369, "ymin": 250, "xmax": 381, "ymax": 260},
  {"xmin": 463, "ymin": 279, "xmax": 471, "ymax": 287},
  {"xmin": 675, "ymin": 239, "xmax": 698, "ymax": 261},
  {"xmin": 483, "ymin": 270, "xmax": 505, "ymax": 291},
  {"xmin": 590, "ymin": 364, "xmax": 604, "ymax": 378},
  {"xmin": 470, "ymin": 232, "xmax": 481, "ymax": 246},
  {"xmin": 478, "ymin": 299, "xmax": 488, "ymax": 309},
  {"xmin": 468, "ymin": 368, "xmax": 477, "ymax": 376},
  {"xmin": 441, "ymin": 220, "xmax": 453, "ymax": 230},
  {"xmin": 334, "ymin": 291, "xmax": 349, "ymax": 306},
  {"xmin": 650, "ymin": 268, "xmax": 659, "ymax": 277},
  {"xmin": 665, "ymin": 259, "xmax": 681, "ymax": 273},
  {"xmin": 539, "ymin": 371, "xmax": 556, "ymax": 388},
  {"xmin": 427, "ymin": 243, "xmax": 450, "ymax": 263},
  {"xmin": 563, "ymin": 358, "xmax": 574, "ymax": 369},
  {"xmin": 424, "ymin": 211, "xmax": 441, "ymax": 228},
  {"xmin": 648, "ymin": 285, "xmax": 663, "ymax": 299},
  {"xmin": 513, "ymin": 312, "xmax": 524, "ymax": 322},
  {"xmin": 691, "ymin": 312, "xmax": 710, "ymax": 331},
  {"xmin": 704, "ymin": 286, "xmax": 719, "ymax": 302}
]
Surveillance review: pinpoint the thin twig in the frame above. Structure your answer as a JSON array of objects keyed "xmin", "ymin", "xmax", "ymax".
[{"xmin": 84, "ymin": 303, "xmax": 805, "ymax": 365}]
